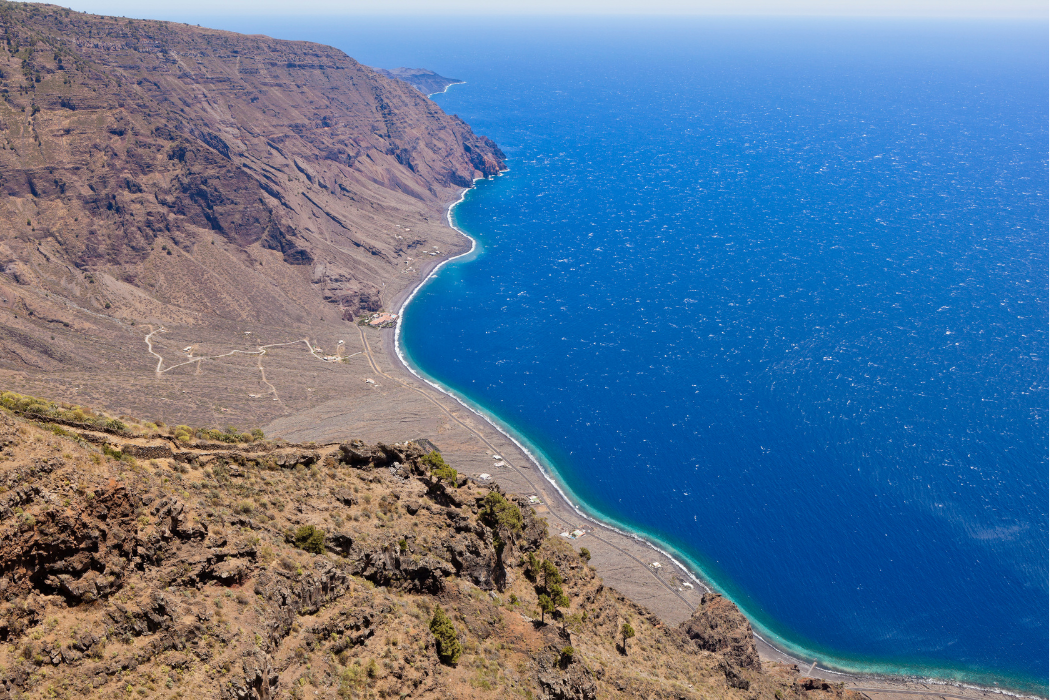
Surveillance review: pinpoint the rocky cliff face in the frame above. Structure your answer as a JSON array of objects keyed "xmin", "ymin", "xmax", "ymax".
[
  {"xmin": 0, "ymin": 393, "xmax": 868, "ymax": 700},
  {"xmin": 0, "ymin": 2, "xmax": 503, "ymax": 379},
  {"xmin": 682, "ymin": 593, "xmax": 763, "ymax": 672}
]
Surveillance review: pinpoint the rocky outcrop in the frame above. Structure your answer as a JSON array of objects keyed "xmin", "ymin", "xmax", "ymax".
[
  {"xmin": 253, "ymin": 559, "xmax": 354, "ymax": 648},
  {"xmin": 535, "ymin": 628, "xmax": 598, "ymax": 700},
  {"xmin": 349, "ymin": 544, "xmax": 455, "ymax": 592},
  {"xmin": 339, "ymin": 440, "xmax": 419, "ymax": 468},
  {"xmin": 0, "ymin": 398, "xmax": 877, "ymax": 700},
  {"xmin": 681, "ymin": 592, "xmax": 763, "ymax": 672},
  {"xmin": 223, "ymin": 649, "xmax": 277, "ymax": 700},
  {"xmin": 537, "ymin": 657, "xmax": 598, "ymax": 700},
  {"xmin": 1, "ymin": 483, "xmax": 139, "ymax": 604}
]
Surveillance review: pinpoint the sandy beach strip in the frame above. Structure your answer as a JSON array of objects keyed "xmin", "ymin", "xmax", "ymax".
[{"xmin": 359, "ymin": 185, "xmax": 1035, "ymax": 700}]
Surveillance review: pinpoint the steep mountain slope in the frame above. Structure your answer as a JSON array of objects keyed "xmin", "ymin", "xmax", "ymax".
[
  {"xmin": 0, "ymin": 2, "xmax": 502, "ymax": 413},
  {"xmin": 0, "ymin": 393, "xmax": 864, "ymax": 700}
]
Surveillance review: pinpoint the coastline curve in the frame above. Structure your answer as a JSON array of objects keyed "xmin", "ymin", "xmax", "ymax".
[{"xmin": 390, "ymin": 178, "xmax": 1045, "ymax": 700}]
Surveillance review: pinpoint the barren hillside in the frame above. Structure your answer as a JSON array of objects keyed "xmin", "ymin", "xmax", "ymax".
[{"xmin": 0, "ymin": 1, "xmax": 502, "ymax": 425}]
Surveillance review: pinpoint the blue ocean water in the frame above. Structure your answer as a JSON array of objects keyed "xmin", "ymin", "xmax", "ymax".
[{"xmin": 201, "ymin": 16, "xmax": 1048, "ymax": 693}]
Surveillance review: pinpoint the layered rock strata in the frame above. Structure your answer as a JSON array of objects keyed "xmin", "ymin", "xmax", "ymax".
[{"xmin": 0, "ymin": 2, "xmax": 502, "ymax": 381}]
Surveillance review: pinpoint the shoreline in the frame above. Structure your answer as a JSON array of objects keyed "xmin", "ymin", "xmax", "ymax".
[
  {"xmin": 392, "ymin": 180, "xmax": 717, "ymax": 602},
  {"xmin": 426, "ymin": 80, "xmax": 465, "ymax": 98},
  {"xmin": 380, "ymin": 182, "xmax": 1043, "ymax": 700}
]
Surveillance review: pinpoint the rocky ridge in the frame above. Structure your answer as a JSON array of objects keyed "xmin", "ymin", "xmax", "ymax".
[{"xmin": 0, "ymin": 393, "xmax": 866, "ymax": 700}]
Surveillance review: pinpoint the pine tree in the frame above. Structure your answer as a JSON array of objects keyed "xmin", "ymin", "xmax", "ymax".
[
  {"xmin": 429, "ymin": 605, "xmax": 462, "ymax": 665},
  {"xmin": 423, "ymin": 451, "xmax": 457, "ymax": 484},
  {"xmin": 621, "ymin": 621, "xmax": 635, "ymax": 654},
  {"xmin": 538, "ymin": 594, "xmax": 555, "ymax": 624}
]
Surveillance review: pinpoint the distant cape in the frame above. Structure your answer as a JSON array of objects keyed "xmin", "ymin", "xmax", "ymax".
[{"xmin": 375, "ymin": 67, "xmax": 465, "ymax": 96}]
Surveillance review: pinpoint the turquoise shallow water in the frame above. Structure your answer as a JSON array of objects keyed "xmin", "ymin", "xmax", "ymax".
[{"xmin": 197, "ymin": 16, "xmax": 1048, "ymax": 694}]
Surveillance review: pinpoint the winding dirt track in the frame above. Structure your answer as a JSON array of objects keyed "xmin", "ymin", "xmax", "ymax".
[
  {"xmin": 145, "ymin": 326, "xmax": 310, "ymax": 374},
  {"xmin": 143, "ymin": 328, "xmax": 339, "ymax": 412}
]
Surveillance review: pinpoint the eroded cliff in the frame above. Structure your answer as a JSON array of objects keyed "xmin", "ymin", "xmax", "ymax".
[{"xmin": 0, "ymin": 2, "xmax": 502, "ymax": 403}]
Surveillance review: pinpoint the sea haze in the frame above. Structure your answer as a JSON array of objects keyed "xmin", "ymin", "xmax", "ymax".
[{"xmin": 208, "ymin": 16, "xmax": 1048, "ymax": 693}]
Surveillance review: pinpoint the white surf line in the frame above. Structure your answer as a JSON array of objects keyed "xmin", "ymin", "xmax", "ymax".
[
  {"xmin": 395, "ymin": 178, "xmax": 1044, "ymax": 699},
  {"xmin": 426, "ymin": 81, "xmax": 465, "ymax": 98},
  {"xmin": 390, "ymin": 188, "xmax": 1012, "ymax": 696},
  {"xmin": 914, "ymin": 682, "xmax": 1042, "ymax": 700},
  {"xmin": 750, "ymin": 627, "xmax": 1043, "ymax": 700},
  {"xmin": 394, "ymin": 179, "xmax": 1032, "ymax": 700},
  {"xmin": 850, "ymin": 691, "xmax": 1030, "ymax": 700},
  {"xmin": 391, "ymin": 174, "xmax": 1011, "ymax": 690},
  {"xmin": 392, "ymin": 177, "xmax": 714, "ymax": 614}
]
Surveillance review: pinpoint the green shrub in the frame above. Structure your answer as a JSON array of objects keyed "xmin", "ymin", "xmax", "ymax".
[
  {"xmin": 538, "ymin": 594, "xmax": 554, "ymax": 624},
  {"xmin": 104, "ymin": 418, "xmax": 127, "ymax": 433},
  {"xmin": 25, "ymin": 402, "xmax": 48, "ymax": 416},
  {"xmin": 524, "ymin": 552, "xmax": 539, "ymax": 581},
  {"xmin": 49, "ymin": 424, "xmax": 72, "ymax": 438},
  {"xmin": 202, "ymin": 428, "xmax": 238, "ymax": 444},
  {"xmin": 293, "ymin": 525, "xmax": 325, "ymax": 554},
  {"xmin": 536, "ymin": 560, "xmax": 569, "ymax": 622},
  {"xmin": 429, "ymin": 605, "xmax": 462, "ymax": 665},
  {"xmin": 102, "ymin": 445, "xmax": 134, "ymax": 464},
  {"xmin": 0, "ymin": 392, "xmax": 110, "ymax": 430},
  {"xmin": 338, "ymin": 662, "xmax": 364, "ymax": 698},
  {"xmin": 579, "ymin": 547, "xmax": 591, "ymax": 562},
  {"xmin": 479, "ymin": 491, "xmax": 523, "ymax": 533},
  {"xmin": 423, "ymin": 451, "xmax": 457, "ymax": 484}
]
